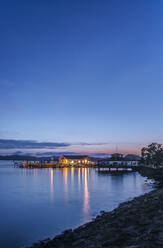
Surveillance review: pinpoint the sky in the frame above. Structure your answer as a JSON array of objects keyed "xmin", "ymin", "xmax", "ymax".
[{"xmin": 0, "ymin": 0, "xmax": 163, "ymax": 156}]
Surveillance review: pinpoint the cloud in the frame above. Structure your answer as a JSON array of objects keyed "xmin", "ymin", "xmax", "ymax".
[
  {"xmin": 0, "ymin": 139, "xmax": 70, "ymax": 149},
  {"xmin": 0, "ymin": 139, "xmax": 109, "ymax": 151},
  {"xmin": 35, "ymin": 152, "xmax": 80, "ymax": 157},
  {"xmin": 78, "ymin": 142, "xmax": 108, "ymax": 146}
]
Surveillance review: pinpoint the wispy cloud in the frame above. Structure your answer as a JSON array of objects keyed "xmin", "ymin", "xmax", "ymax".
[
  {"xmin": 78, "ymin": 142, "xmax": 108, "ymax": 146},
  {"xmin": 0, "ymin": 139, "xmax": 70, "ymax": 149}
]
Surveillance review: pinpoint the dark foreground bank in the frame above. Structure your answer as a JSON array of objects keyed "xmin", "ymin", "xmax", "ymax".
[{"xmin": 28, "ymin": 187, "xmax": 163, "ymax": 248}]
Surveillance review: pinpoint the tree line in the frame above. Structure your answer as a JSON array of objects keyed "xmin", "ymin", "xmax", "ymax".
[{"xmin": 141, "ymin": 143, "xmax": 163, "ymax": 167}]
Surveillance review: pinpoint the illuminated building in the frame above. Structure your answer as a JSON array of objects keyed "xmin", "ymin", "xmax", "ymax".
[{"xmin": 59, "ymin": 155, "xmax": 91, "ymax": 166}]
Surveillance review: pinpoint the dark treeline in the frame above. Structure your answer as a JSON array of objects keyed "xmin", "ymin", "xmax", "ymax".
[{"xmin": 141, "ymin": 143, "xmax": 163, "ymax": 167}]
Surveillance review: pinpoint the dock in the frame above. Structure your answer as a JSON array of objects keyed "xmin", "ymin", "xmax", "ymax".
[
  {"xmin": 97, "ymin": 165, "xmax": 138, "ymax": 173},
  {"xmin": 14, "ymin": 161, "xmax": 57, "ymax": 168}
]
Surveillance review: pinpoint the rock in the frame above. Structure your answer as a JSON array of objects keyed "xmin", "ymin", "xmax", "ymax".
[
  {"xmin": 29, "ymin": 188, "xmax": 163, "ymax": 248},
  {"xmin": 72, "ymin": 238, "xmax": 85, "ymax": 247}
]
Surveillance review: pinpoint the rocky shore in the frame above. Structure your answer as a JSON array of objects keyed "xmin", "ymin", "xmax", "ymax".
[
  {"xmin": 29, "ymin": 168, "xmax": 163, "ymax": 248},
  {"xmin": 139, "ymin": 166, "xmax": 163, "ymax": 187}
]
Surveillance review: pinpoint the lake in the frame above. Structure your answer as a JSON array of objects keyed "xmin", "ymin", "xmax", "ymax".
[{"xmin": 0, "ymin": 161, "xmax": 154, "ymax": 248}]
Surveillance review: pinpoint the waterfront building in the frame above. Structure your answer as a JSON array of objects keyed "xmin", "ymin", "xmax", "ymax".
[
  {"xmin": 99, "ymin": 153, "xmax": 140, "ymax": 166},
  {"xmin": 123, "ymin": 154, "xmax": 141, "ymax": 166},
  {"xmin": 59, "ymin": 155, "xmax": 91, "ymax": 166},
  {"xmin": 109, "ymin": 153, "xmax": 124, "ymax": 165}
]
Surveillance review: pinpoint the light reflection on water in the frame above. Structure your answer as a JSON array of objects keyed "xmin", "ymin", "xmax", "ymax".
[
  {"xmin": 83, "ymin": 168, "xmax": 90, "ymax": 220},
  {"xmin": 50, "ymin": 168, "xmax": 54, "ymax": 203},
  {"xmin": 0, "ymin": 161, "xmax": 154, "ymax": 248}
]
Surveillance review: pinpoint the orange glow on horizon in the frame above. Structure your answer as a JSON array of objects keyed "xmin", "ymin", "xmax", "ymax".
[{"xmin": 58, "ymin": 144, "xmax": 142, "ymax": 155}]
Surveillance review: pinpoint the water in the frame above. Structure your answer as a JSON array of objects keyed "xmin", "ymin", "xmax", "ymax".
[{"xmin": 0, "ymin": 161, "xmax": 154, "ymax": 248}]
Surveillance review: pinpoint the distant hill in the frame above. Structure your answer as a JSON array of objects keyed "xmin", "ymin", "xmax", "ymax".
[
  {"xmin": 0, "ymin": 155, "xmax": 58, "ymax": 161},
  {"xmin": 124, "ymin": 154, "xmax": 141, "ymax": 161}
]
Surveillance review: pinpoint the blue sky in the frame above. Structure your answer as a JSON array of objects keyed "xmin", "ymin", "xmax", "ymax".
[{"xmin": 0, "ymin": 0, "xmax": 163, "ymax": 155}]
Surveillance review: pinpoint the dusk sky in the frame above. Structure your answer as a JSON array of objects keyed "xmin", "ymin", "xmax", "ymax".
[{"xmin": 0, "ymin": 0, "xmax": 163, "ymax": 155}]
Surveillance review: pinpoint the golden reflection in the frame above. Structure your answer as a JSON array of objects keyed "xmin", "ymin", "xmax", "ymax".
[
  {"xmin": 50, "ymin": 168, "xmax": 53, "ymax": 185},
  {"xmin": 78, "ymin": 168, "xmax": 81, "ymax": 190},
  {"xmin": 83, "ymin": 168, "xmax": 90, "ymax": 215},
  {"xmin": 50, "ymin": 168, "xmax": 54, "ymax": 202},
  {"xmin": 71, "ymin": 168, "xmax": 74, "ymax": 190},
  {"xmin": 63, "ymin": 168, "xmax": 68, "ymax": 201}
]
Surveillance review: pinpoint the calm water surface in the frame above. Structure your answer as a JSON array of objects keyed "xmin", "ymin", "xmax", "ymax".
[{"xmin": 0, "ymin": 161, "xmax": 154, "ymax": 248}]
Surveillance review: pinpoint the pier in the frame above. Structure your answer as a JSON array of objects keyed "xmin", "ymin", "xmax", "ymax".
[
  {"xmin": 14, "ymin": 161, "xmax": 57, "ymax": 168},
  {"xmin": 97, "ymin": 165, "xmax": 139, "ymax": 173}
]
